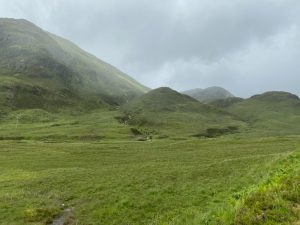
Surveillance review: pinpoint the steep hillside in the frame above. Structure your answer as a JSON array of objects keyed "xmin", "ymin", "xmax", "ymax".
[
  {"xmin": 183, "ymin": 86, "xmax": 234, "ymax": 103},
  {"xmin": 226, "ymin": 91, "xmax": 300, "ymax": 136},
  {"xmin": 0, "ymin": 18, "xmax": 148, "ymax": 111},
  {"xmin": 121, "ymin": 87, "xmax": 245, "ymax": 138}
]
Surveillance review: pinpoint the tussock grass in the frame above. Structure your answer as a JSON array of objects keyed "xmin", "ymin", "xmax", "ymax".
[{"xmin": 229, "ymin": 150, "xmax": 300, "ymax": 225}]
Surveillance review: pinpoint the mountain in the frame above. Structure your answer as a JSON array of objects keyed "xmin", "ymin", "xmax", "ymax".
[
  {"xmin": 183, "ymin": 86, "xmax": 234, "ymax": 103},
  {"xmin": 123, "ymin": 87, "xmax": 199, "ymax": 113},
  {"xmin": 224, "ymin": 91, "xmax": 300, "ymax": 136},
  {"xmin": 121, "ymin": 87, "xmax": 245, "ymax": 138},
  {"xmin": 0, "ymin": 18, "xmax": 148, "ymax": 111},
  {"xmin": 250, "ymin": 91, "xmax": 299, "ymax": 102}
]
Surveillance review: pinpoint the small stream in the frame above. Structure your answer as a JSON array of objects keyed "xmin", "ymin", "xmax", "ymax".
[{"xmin": 50, "ymin": 208, "xmax": 72, "ymax": 225}]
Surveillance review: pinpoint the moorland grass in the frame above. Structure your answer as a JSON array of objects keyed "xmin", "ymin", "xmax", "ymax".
[
  {"xmin": 0, "ymin": 109, "xmax": 133, "ymax": 141},
  {"xmin": 0, "ymin": 136, "xmax": 299, "ymax": 224},
  {"xmin": 230, "ymin": 150, "xmax": 300, "ymax": 225}
]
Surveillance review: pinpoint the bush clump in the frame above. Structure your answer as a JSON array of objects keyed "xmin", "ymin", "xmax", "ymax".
[{"xmin": 193, "ymin": 126, "xmax": 239, "ymax": 138}]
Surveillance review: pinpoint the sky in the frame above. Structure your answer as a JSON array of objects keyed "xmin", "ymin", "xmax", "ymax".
[{"xmin": 0, "ymin": 0, "xmax": 300, "ymax": 97}]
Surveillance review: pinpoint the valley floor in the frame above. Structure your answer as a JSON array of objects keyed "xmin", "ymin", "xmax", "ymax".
[{"xmin": 1, "ymin": 136, "xmax": 300, "ymax": 224}]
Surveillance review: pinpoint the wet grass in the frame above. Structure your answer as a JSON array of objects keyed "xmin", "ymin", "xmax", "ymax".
[
  {"xmin": 230, "ymin": 150, "xmax": 300, "ymax": 225},
  {"xmin": 0, "ymin": 136, "xmax": 299, "ymax": 224}
]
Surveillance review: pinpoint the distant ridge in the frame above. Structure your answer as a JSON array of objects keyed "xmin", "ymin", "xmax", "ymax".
[
  {"xmin": 250, "ymin": 91, "xmax": 299, "ymax": 102},
  {"xmin": 183, "ymin": 86, "xmax": 234, "ymax": 103},
  {"xmin": 222, "ymin": 91, "xmax": 300, "ymax": 136}
]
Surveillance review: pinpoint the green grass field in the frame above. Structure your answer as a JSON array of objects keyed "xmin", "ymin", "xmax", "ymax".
[{"xmin": 1, "ymin": 136, "xmax": 299, "ymax": 224}]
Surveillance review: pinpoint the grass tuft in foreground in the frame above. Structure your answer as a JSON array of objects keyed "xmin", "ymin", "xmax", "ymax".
[{"xmin": 230, "ymin": 150, "xmax": 300, "ymax": 225}]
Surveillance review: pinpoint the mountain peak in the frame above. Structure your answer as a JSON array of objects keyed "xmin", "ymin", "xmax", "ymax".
[
  {"xmin": 183, "ymin": 86, "xmax": 234, "ymax": 103},
  {"xmin": 251, "ymin": 91, "xmax": 300, "ymax": 102},
  {"xmin": 138, "ymin": 87, "xmax": 198, "ymax": 105},
  {"xmin": 122, "ymin": 87, "xmax": 199, "ymax": 114}
]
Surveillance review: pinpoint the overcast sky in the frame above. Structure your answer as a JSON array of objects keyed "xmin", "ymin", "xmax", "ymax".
[{"xmin": 0, "ymin": 0, "xmax": 300, "ymax": 97}]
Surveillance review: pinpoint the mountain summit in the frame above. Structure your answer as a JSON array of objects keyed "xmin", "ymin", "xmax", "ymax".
[
  {"xmin": 0, "ymin": 18, "xmax": 148, "ymax": 111},
  {"xmin": 183, "ymin": 86, "xmax": 234, "ymax": 103}
]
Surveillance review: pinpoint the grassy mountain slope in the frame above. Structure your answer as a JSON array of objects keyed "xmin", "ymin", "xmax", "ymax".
[
  {"xmin": 210, "ymin": 97, "xmax": 244, "ymax": 108},
  {"xmin": 0, "ymin": 18, "xmax": 148, "ymax": 110},
  {"xmin": 225, "ymin": 91, "xmax": 300, "ymax": 136},
  {"xmin": 183, "ymin": 86, "xmax": 234, "ymax": 103},
  {"xmin": 0, "ymin": 109, "xmax": 135, "ymax": 141},
  {"xmin": 122, "ymin": 87, "xmax": 246, "ymax": 138}
]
